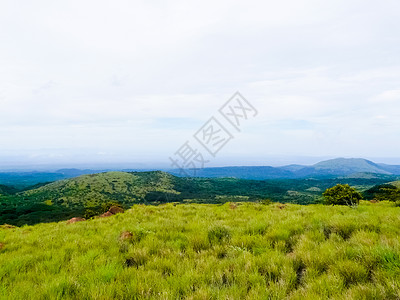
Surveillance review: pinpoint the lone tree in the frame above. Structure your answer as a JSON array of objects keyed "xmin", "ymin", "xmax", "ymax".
[{"xmin": 323, "ymin": 184, "xmax": 363, "ymax": 206}]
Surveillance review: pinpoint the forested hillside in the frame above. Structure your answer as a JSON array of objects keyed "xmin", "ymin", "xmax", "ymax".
[{"xmin": 0, "ymin": 170, "xmax": 395, "ymax": 226}]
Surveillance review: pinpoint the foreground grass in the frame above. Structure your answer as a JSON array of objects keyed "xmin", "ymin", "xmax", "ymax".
[{"xmin": 1, "ymin": 202, "xmax": 400, "ymax": 299}]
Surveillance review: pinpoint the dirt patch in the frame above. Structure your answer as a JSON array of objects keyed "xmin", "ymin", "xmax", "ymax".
[
  {"xmin": 99, "ymin": 205, "xmax": 125, "ymax": 218},
  {"xmin": 99, "ymin": 211, "xmax": 114, "ymax": 218},
  {"xmin": 229, "ymin": 203, "xmax": 237, "ymax": 210},
  {"xmin": 67, "ymin": 217, "xmax": 86, "ymax": 224},
  {"xmin": 120, "ymin": 231, "xmax": 133, "ymax": 240}
]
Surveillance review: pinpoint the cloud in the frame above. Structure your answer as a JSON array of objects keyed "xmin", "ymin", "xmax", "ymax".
[
  {"xmin": 0, "ymin": 0, "xmax": 400, "ymax": 166},
  {"xmin": 371, "ymin": 89, "xmax": 400, "ymax": 103}
]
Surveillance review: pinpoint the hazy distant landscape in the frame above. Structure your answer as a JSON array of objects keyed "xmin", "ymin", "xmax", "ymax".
[{"xmin": 1, "ymin": 158, "xmax": 400, "ymax": 226}]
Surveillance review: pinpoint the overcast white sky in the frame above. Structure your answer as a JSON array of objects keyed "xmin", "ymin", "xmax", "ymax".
[{"xmin": 1, "ymin": 0, "xmax": 400, "ymax": 169}]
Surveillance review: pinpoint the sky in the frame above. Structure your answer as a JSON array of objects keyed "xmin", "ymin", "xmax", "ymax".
[{"xmin": 0, "ymin": 0, "xmax": 400, "ymax": 169}]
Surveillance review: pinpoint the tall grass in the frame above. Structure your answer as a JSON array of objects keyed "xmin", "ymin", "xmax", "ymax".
[{"xmin": 1, "ymin": 201, "xmax": 400, "ymax": 299}]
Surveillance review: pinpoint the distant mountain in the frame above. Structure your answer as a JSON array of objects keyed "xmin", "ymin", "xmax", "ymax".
[
  {"xmin": 312, "ymin": 158, "xmax": 391, "ymax": 175},
  {"xmin": 169, "ymin": 158, "xmax": 400, "ymax": 180}
]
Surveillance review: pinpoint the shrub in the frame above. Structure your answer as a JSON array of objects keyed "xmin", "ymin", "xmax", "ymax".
[
  {"xmin": 363, "ymin": 184, "xmax": 398, "ymax": 200},
  {"xmin": 260, "ymin": 199, "xmax": 272, "ymax": 205},
  {"xmin": 323, "ymin": 184, "xmax": 363, "ymax": 206},
  {"xmin": 377, "ymin": 188, "xmax": 400, "ymax": 202},
  {"xmin": 83, "ymin": 208, "xmax": 98, "ymax": 219}
]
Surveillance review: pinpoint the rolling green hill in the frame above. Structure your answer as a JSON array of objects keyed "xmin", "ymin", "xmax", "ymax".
[
  {"xmin": 22, "ymin": 171, "xmax": 179, "ymax": 208},
  {"xmin": 0, "ymin": 171, "xmax": 181, "ymax": 226}
]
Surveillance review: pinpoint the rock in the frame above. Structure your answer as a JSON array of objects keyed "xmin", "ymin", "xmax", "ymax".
[
  {"xmin": 108, "ymin": 206, "xmax": 124, "ymax": 215},
  {"xmin": 66, "ymin": 217, "xmax": 86, "ymax": 224}
]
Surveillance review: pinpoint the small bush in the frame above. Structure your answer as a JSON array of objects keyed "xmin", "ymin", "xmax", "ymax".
[
  {"xmin": 323, "ymin": 184, "xmax": 363, "ymax": 206},
  {"xmin": 260, "ymin": 199, "xmax": 272, "ymax": 205}
]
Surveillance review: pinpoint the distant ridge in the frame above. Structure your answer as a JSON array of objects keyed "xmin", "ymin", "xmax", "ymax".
[
  {"xmin": 0, "ymin": 158, "xmax": 399, "ymax": 187},
  {"xmin": 169, "ymin": 158, "xmax": 400, "ymax": 180},
  {"xmin": 313, "ymin": 158, "xmax": 390, "ymax": 174}
]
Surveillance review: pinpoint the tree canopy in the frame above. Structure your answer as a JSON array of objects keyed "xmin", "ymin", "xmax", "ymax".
[{"xmin": 323, "ymin": 184, "xmax": 363, "ymax": 206}]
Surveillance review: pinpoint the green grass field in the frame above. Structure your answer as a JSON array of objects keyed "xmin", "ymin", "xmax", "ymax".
[{"xmin": 1, "ymin": 201, "xmax": 400, "ymax": 299}]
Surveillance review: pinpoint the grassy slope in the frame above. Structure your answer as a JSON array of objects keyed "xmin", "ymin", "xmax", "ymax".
[
  {"xmin": 22, "ymin": 171, "xmax": 179, "ymax": 206},
  {"xmin": 1, "ymin": 202, "xmax": 400, "ymax": 299}
]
